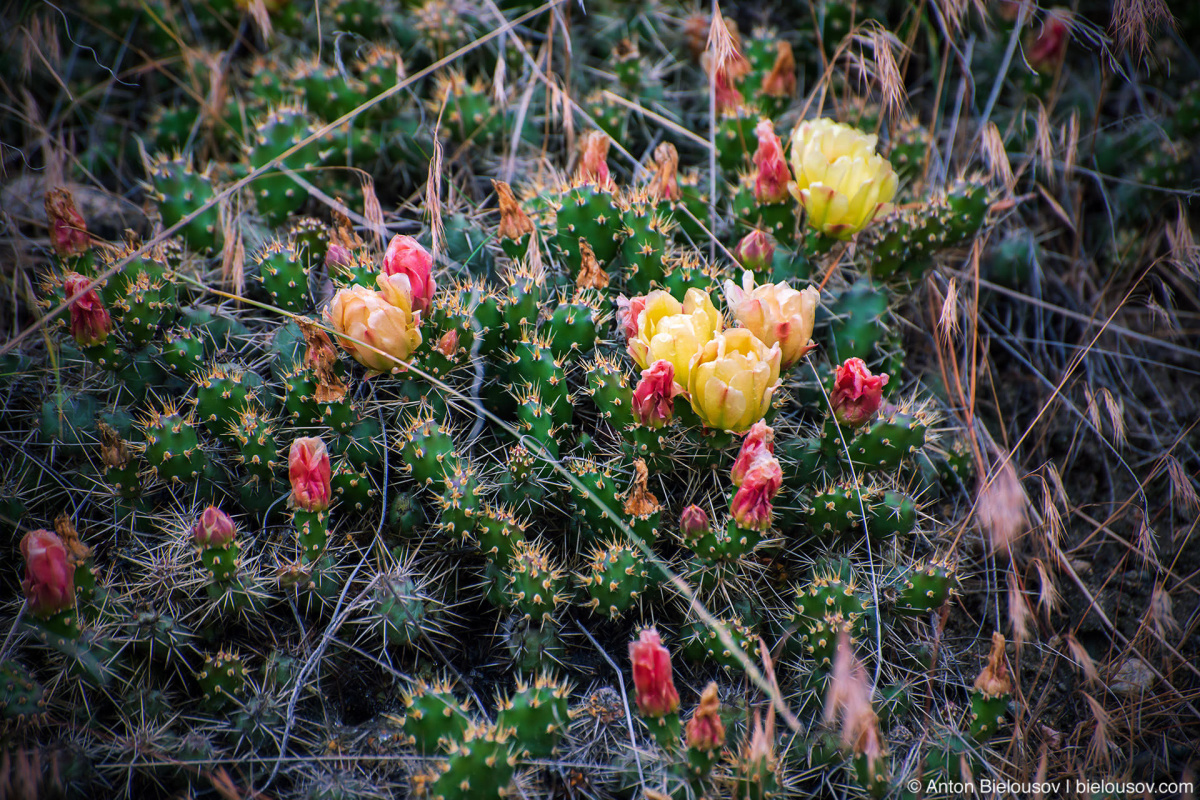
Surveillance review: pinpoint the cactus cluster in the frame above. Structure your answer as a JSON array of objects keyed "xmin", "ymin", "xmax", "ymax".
[{"xmin": 7, "ymin": 0, "xmax": 1197, "ymax": 797}]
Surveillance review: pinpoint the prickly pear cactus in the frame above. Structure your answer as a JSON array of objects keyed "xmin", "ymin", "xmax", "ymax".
[{"xmin": 8, "ymin": 1, "xmax": 1181, "ymax": 798}]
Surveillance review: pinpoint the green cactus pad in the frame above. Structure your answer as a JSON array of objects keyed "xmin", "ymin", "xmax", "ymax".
[
  {"xmin": 503, "ymin": 539, "xmax": 567, "ymax": 622},
  {"xmin": 584, "ymin": 354, "xmax": 635, "ymax": 431},
  {"xmin": 621, "ymin": 190, "xmax": 674, "ymax": 294},
  {"xmin": 196, "ymin": 650, "xmax": 247, "ymax": 712},
  {"xmin": 579, "ymin": 540, "xmax": 648, "ymax": 617},
  {"xmin": 144, "ymin": 153, "xmax": 222, "ymax": 253},
  {"xmin": 247, "ymin": 104, "xmax": 328, "ymax": 227},
  {"xmin": 474, "ymin": 505, "xmax": 528, "ymax": 564},
  {"xmin": 195, "ymin": 363, "xmax": 265, "ymax": 440},
  {"xmin": 331, "ymin": 458, "xmax": 375, "ymax": 513},
  {"xmin": 229, "ymin": 406, "xmax": 279, "ymax": 488},
  {"xmin": 402, "ymin": 678, "xmax": 471, "ymax": 754},
  {"xmin": 256, "ymin": 239, "xmax": 311, "ymax": 313},
  {"xmin": 140, "ymin": 404, "xmax": 206, "ymax": 485},
  {"xmin": 546, "ymin": 299, "xmax": 599, "ymax": 359},
  {"xmin": 426, "ymin": 722, "xmax": 517, "ymax": 800},
  {"xmin": 553, "ymin": 183, "xmax": 625, "ymax": 275},
  {"xmin": 372, "ymin": 571, "xmax": 432, "ymax": 648},
  {"xmin": 159, "ymin": 327, "xmax": 208, "ymax": 378},
  {"xmin": 400, "ymin": 416, "xmax": 460, "ymax": 490},
  {"xmin": 684, "ymin": 614, "xmax": 760, "ymax": 671},
  {"xmin": 0, "ymin": 660, "xmax": 45, "ymax": 720},
  {"xmin": 496, "ymin": 672, "xmax": 572, "ymax": 757},
  {"xmin": 847, "ymin": 411, "xmax": 928, "ymax": 472},
  {"xmin": 436, "ymin": 463, "xmax": 482, "ymax": 541},
  {"xmin": 893, "ymin": 558, "xmax": 959, "ymax": 615}
]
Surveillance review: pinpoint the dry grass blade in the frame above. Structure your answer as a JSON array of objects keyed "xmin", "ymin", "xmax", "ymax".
[
  {"xmin": 425, "ymin": 136, "xmax": 445, "ymax": 263},
  {"xmin": 1098, "ymin": 388, "xmax": 1125, "ymax": 449},
  {"xmin": 247, "ymin": 0, "xmax": 273, "ymax": 41},
  {"xmin": 1148, "ymin": 583, "xmax": 1180, "ymax": 640},
  {"xmin": 1033, "ymin": 558, "xmax": 1060, "ymax": 618},
  {"xmin": 938, "ymin": 276, "xmax": 960, "ymax": 345},
  {"xmin": 1111, "ymin": 0, "xmax": 1174, "ymax": 61},
  {"xmin": 1164, "ymin": 454, "xmax": 1200, "ymax": 514},
  {"xmin": 1066, "ymin": 635, "xmax": 1101, "ymax": 686},
  {"xmin": 982, "ymin": 121, "xmax": 1014, "ymax": 191},
  {"xmin": 705, "ymin": 4, "xmax": 742, "ymax": 76},
  {"xmin": 1167, "ymin": 201, "xmax": 1200, "ymax": 282},
  {"xmin": 1081, "ymin": 692, "xmax": 1112, "ymax": 771},
  {"xmin": 362, "ymin": 175, "xmax": 387, "ymax": 247},
  {"xmin": 855, "ymin": 25, "xmax": 907, "ymax": 124},
  {"xmin": 1006, "ymin": 569, "xmax": 1031, "ymax": 648}
]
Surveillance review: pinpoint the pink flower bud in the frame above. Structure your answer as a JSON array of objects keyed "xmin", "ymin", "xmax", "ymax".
[
  {"xmin": 45, "ymin": 188, "xmax": 90, "ymax": 257},
  {"xmin": 687, "ymin": 683, "xmax": 726, "ymax": 752},
  {"xmin": 382, "ymin": 235, "xmax": 436, "ymax": 315},
  {"xmin": 731, "ymin": 421, "xmax": 775, "ymax": 487},
  {"xmin": 730, "ymin": 453, "xmax": 782, "ymax": 532},
  {"xmin": 288, "ymin": 437, "xmax": 331, "ymax": 512},
  {"xmin": 679, "ymin": 504, "xmax": 710, "ymax": 541},
  {"xmin": 830, "ymin": 358, "xmax": 889, "ymax": 428},
  {"xmin": 615, "ymin": 294, "xmax": 648, "ymax": 342},
  {"xmin": 629, "ymin": 628, "xmax": 680, "ymax": 718},
  {"xmin": 734, "ymin": 230, "xmax": 775, "ymax": 274},
  {"xmin": 435, "ymin": 329, "xmax": 459, "ymax": 358},
  {"xmin": 63, "ymin": 273, "xmax": 112, "ymax": 347},
  {"xmin": 631, "ymin": 360, "xmax": 681, "ymax": 428},
  {"xmin": 1026, "ymin": 8, "xmax": 1072, "ymax": 73},
  {"xmin": 703, "ymin": 51, "xmax": 750, "ymax": 113},
  {"xmin": 753, "ymin": 120, "xmax": 792, "ymax": 204},
  {"xmin": 326, "ymin": 243, "xmax": 353, "ymax": 269},
  {"xmin": 576, "ymin": 130, "xmax": 612, "ymax": 188},
  {"xmin": 192, "ymin": 506, "xmax": 237, "ymax": 549},
  {"xmin": 20, "ymin": 529, "xmax": 75, "ymax": 618}
]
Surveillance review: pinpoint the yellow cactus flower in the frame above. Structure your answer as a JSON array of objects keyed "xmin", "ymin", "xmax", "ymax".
[
  {"xmin": 722, "ymin": 271, "xmax": 819, "ymax": 369},
  {"xmin": 325, "ymin": 275, "xmax": 423, "ymax": 374},
  {"xmin": 788, "ymin": 118, "xmax": 898, "ymax": 239},
  {"xmin": 628, "ymin": 288, "xmax": 723, "ymax": 387},
  {"xmin": 688, "ymin": 328, "xmax": 782, "ymax": 433}
]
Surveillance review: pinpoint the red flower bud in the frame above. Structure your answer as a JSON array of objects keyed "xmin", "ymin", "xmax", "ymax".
[
  {"xmin": 45, "ymin": 188, "xmax": 90, "ymax": 257},
  {"xmin": 731, "ymin": 421, "xmax": 775, "ymax": 487},
  {"xmin": 382, "ymin": 235, "xmax": 436, "ymax": 315},
  {"xmin": 631, "ymin": 360, "xmax": 681, "ymax": 428},
  {"xmin": 615, "ymin": 294, "xmax": 648, "ymax": 342},
  {"xmin": 702, "ymin": 51, "xmax": 750, "ymax": 113},
  {"xmin": 730, "ymin": 453, "xmax": 782, "ymax": 531},
  {"xmin": 193, "ymin": 506, "xmax": 237, "ymax": 549},
  {"xmin": 830, "ymin": 357, "xmax": 889, "ymax": 428},
  {"xmin": 753, "ymin": 120, "xmax": 792, "ymax": 205},
  {"xmin": 679, "ymin": 504, "xmax": 710, "ymax": 541},
  {"xmin": 629, "ymin": 628, "xmax": 680, "ymax": 718},
  {"xmin": 686, "ymin": 682, "xmax": 726, "ymax": 752},
  {"xmin": 288, "ymin": 437, "xmax": 331, "ymax": 512},
  {"xmin": 63, "ymin": 273, "xmax": 112, "ymax": 347},
  {"xmin": 1026, "ymin": 8, "xmax": 1072, "ymax": 73},
  {"xmin": 20, "ymin": 529, "xmax": 75, "ymax": 618},
  {"xmin": 733, "ymin": 230, "xmax": 775, "ymax": 274}
]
